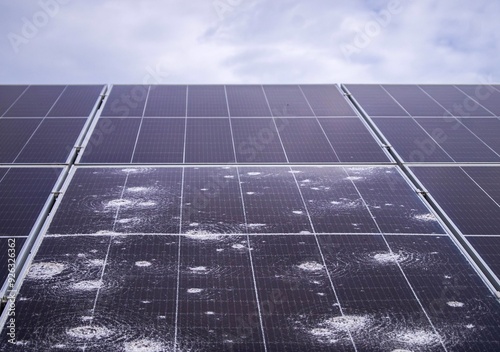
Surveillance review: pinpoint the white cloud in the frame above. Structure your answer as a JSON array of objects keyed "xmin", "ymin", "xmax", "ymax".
[{"xmin": 0, "ymin": 0, "xmax": 499, "ymax": 84}]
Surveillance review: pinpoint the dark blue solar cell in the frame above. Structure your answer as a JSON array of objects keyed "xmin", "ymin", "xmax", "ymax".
[
  {"xmin": 415, "ymin": 118, "xmax": 500, "ymax": 162},
  {"xmin": 319, "ymin": 118, "xmax": 389, "ymax": 162},
  {"xmin": 383, "ymin": 85, "xmax": 449, "ymax": 116},
  {"xmin": 462, "ymin": 167, "xmax": 500, "ymax": 205},
  {"xmin": 80, "ymin": 118, "xmax": 141, "ymax": 163},
  {"xmin": 0, "ymin": 119, "xmax": 41, "ymax": 163},
  {"xmin": 275, "ymin": 118, "xmax": 338, "ymax": 162},
  {"xmin": 373, "ymin": 118, "xmax": 453, "ymax": 162},
  {"xmin": 300, "ymin": 84, "xmax": 356, "ymax": 116},
  {"xmin": 184, "ymin": 118, "xmax": 235, "ymax": 163},
  {"xmin": 411, "ymin": 167, "xmax": 500, "ymax": 235},
  {"xmin": 232, "ymin": 118, "xmax": 287, "ymax": 163},
  {"xmin": 132, "ymin": 118, "xmax": 185, "ymax": 163},
  {"xmin": 347, "ymin": 167, "xmax": 445, "ymax": 234},
  {"xmin": 263, "ymin": 85, "xmax": 314, "ymax": 117},
  {"xmin": 345, "ymin": 84, "xmax": 409, "ymax": 117},
  {"xmin": 226, "ymin": 85, "xmax": 272, "ymax": 117},
  {"xmin": 466, "ymin": 237, "xmax": 500, "ymax": 279},
  {"xmin": 3, "ymin": 85, "xmax": 65, "ymax": 117},
  {"xmin": 419, "ymin": 85, "xmax": 493, "ymax": 117},
  {"xmin": 48, "ymin": 85, "xmax": 104, "ymax": 117},
  {"xmin": 181, "ymin": 167, "xmax": 245, "ymax": 234},
  {"xmin": 459, "ymin": 118, "xmax": 500, "ymax": 156},
  {"xmin": 293, "ymin": 167, "xmax": 378, "ymax": 233},
  {"xmin": 0, "ymin": 85, "xmax": 28, "ymax": 116},
  {"xmin": 101, "ymin": 85, "xmax": 149, "ymax": 117},
  {"xmin": 144, "ymin": 85, "xmax": 187, "ymax": 117},
  {"xmin": 455, "ymin": 85, "xmax": 500, "ymax": 116},
  {"xmin": 0, "ymin": 168, "xmax": 60, "ymax": 237},
  {"xmin": 239, "ymin": 168, "xmax": 312, "ymax": 233},
  {"xmin": 187, "ymin": 85, "xmax": 228, "ymax": 117},
  {"xmin": 115, "ymin": 169, "xmax": 182, "ymax": 233},
  {"xmin": 15, "ymin": 118, "xmax": 86, "ymax": 163}
]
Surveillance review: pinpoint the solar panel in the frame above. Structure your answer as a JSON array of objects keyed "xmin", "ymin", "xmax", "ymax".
[
  {"xmin": 300, "ymin": 84, "xmax": 357, "ymax": 116},
  {"xmin": 184, "ymin": 118, "xmax": 235, "ymax": 163},
  {"xmin": 100, "ymin": 85, "xmax": 148, "ymax": 117},
  {"xmin": 460, "ymin": 118, "xmax": 500, "ymax": 156},
  {"xmin": 226, "ymin": 85, "xmax": 272, "ymax": 117},
  {"xmin": 0, "ymin": 85, "xmax": 28, "ymax": 116},
  {"xmin": 47, "ymin": 85, "xmax": 104, "ymax": 117},
  {"xmin": 0, "ymin": 119, "xmax": 41, "ymax": 163},
  {"xmin": 455, "ymin": 85, "xmax": 500, "ymax": 116},
  {"xmin": 419, "ymin": 85, "xmax": 493, "ymax": 117},
  {"xmin": 187, "ymin": 85, "xmax": 229, "ymax": 117},
  {"xmin": 3, "ymin": 85, "xmax": 65, "ymax": 117},
  {"xmin": 263, "ymin": 85, "xmax": 314, "ymax": 116},
  {"xmin": 144, "ymin": 85, "xmax": 187, "ymax": 117},
  {"xmin": 345, "ymin": 84, "xmax": 409, "ymax": 116},
  {"xmin": 382, "ymin": 85, "xmax": 449, "ymax": 116}
]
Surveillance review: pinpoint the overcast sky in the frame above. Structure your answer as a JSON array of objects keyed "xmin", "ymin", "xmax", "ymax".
[{"xmin": 1, "ymin": 0, "xmax": 499, "ymax": 85}]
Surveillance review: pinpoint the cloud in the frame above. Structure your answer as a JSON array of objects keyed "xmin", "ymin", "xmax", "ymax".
[{"xmin": 0, "ymin": 0, "xmax": 499, "ymax": 84}]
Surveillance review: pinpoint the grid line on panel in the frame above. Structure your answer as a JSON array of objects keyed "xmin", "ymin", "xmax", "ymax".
[
  {"xmin": 11, "ymin": 86, "xmax": 68, "ymax": 164},
  {"xmin": 130, "ymin": 86, "xmax": 152, "ymax": 163},
  {"xmin": 1, "ymin": 85, "xmax": 30, "ymax": 117},
  {"xmin": 454, "ymin": 86, "xmax": 499, "ymax": 118},
  {"xmin": 460, "ymin": 167, "xmax": 500, "ymax": 209},
  {"xmin": 261, "ymin": 85, "xmax": 290, "ymax": 164},
  {"xmin": 298, "ymin": 85, "xmax": 342, "ymax": 161},
  {"xmin": 225, "ymin": 85, "xmax": 239, "ymax": 164},
  {"xmin": 288, "ymin": 166, "xmax": 358, "ymax": 352},
  {"xmin": 182, "ymin": 86, "xmax": 189, "ymax": 164},
  {"xmin": 235, "ymin": 166, "xmax": 268, "ymax": 351},
  {"xmin": 174, "ymin": 168, "xmax": 185, "ymax": 351},
  {"xmin": 343, "ymin": 167, "xmax": 449, "ymax": 352},
  {"xmin": 379, "ymin": 85, "xmax": 457, "ymax": 162},
  {"xmin": 417, "ymin": 86, "xmax": 500, "ymax": 159}
]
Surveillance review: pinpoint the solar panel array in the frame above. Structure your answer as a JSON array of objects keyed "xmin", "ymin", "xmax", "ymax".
[{"xmin": 1, "ymin": 84, "xmax": 500, "ymax": 350}]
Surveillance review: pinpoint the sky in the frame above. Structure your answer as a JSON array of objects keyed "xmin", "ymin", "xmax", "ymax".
[{"xmin": 1, "ymin": 0, "xmax": 499, "ymax": 85}]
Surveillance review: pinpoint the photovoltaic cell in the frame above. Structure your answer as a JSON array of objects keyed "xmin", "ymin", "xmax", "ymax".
[
  {"xmin": 80, "ymin": 118, "xmax": 141, "ymax": 163},
  {"xmin": 346, "ymin": 167, "xmax": 445, "ymax": 234},
  {"xmin": 48, "ymin": 85, "xmax": 104, "ymax": 117},
  {"xmin": 144, "ymin": 85, "xmax": 187, "ymax": 117},
  {"xmin": 419, "ymin": 85, "xmax": 493, "ymax": 117},
  {"xmin": 231, "ymin": 118, "xmax": 287, "ymax": 163},
  {"xmin": 411, "ymin": 167, "xmax": 500, "ymax": 235},
  {"xmin": 345, "ymin": 84, "xmax": 409, "ymax": 116},
  {"xmin": 382, "ymin": 85, "xmax": 449, "ymax": 116},
  {"xmin": 463, "ymin": 167, "xmax": 500, "ymax": 204},
  {"xmin": 184, "ymin": 118, "xmax": 235, "ymax": 163},
  {"xmin": 3, "ymin": 85, "xmax": 65, "ymax": 117},
  {"xmin": 187, "ymin": 85, "xmax": 229, "ymax": 117},
  {"xmin": 181, "ymin": 167, "xmax": 245, "ymax": 234},
  {"xmin": 132, "ymin": 118, "xmax": 185, "ymax": 163},
  {"xmin": 275, "ymin": 118, "xmax": 338, "ymax": 163},
  {"xmin": 293, "ymin": 167, "xmax": 378, "ymax": 233},
  {"xmin": 0, "ymin": 168, "xmax": 60, "ymax": 237},
  {"xmin": 0, "ymin": 119, "xmax": 41, "ymax": 163},
  {"xmin": 415, "ymin": 118, "xmax": 500, "ymax": 162},
  {"xmin": 0, "ymin": 85, "xmax": 28, "ymax": 116},
  {"xmin": 226, "ymin": 85, "xmax": 272, "ymax": 117},
  {"xmin": 373, "ymin": 118, "xmax": 453, "ymax": 162},
  {"xmin": 15, "ymin": 118, "xmax": 86, "ymax": 163},
  {"xmin": 300, "ymin": 84, "xmax": 356, "ymax": 116},
  {"xmin": 459, "ymin": 118, "xmax": 500, "ymax": 156},
  {"xmin": 263, "ymin": 85, "xmax": 314, "ymax": 117},
  {"xmin": 455, "ymin": 85, "xmax": 500, "ymax": 116},
  {"xmin": 466, "ymin": 237, "xmax": 500, "ymax": 279},
  {"xmin": 319, "ymin": 118, "xmax": 389, "ymax": 162},
  {"xmin": 100, "ymin": 85, "xmax": 149, "ymax": 117},
  {"xmin": 239, "ymin": 168, "xmax": 312, "ymax": 233}
]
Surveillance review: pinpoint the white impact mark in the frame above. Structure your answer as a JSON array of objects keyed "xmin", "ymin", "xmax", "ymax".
[
  {"xmin": 124, "ymin": 338, "xmax": 165, "ymax": 352},
  {"xmin": 298, "ymin": 261, "xmax": 324, "ymax": 272},
  {"xmin": 184, "ymin": 231, "xmax": 225, "ymax": 241},
  {"xmin": 246, "ymin": 192, "xmax": 256, "ymax": 195},
  {"xmin": 137, "ymin": 201, "xmax": 156, "ymax": 207},
  {"xmin": 27, "ymin": 262, "xmax": 65, "ymax": 280},
  {"xmin": 127, "ymin": 187, "xmax": 149, "ymax": 193},
  {"xmin": 232, "ymin": 244, "xmax": 247, "ymax": 250},
  {"xmin": 247, "ymin": 172, "xmax": 261, "ymax": 176},
  {"xmin": 373, "ymin": 252, "xmax": 401, "ymax": 264},
  {"xmin": 67, "ymin": 326, "xmax": 112, "ymax": 340},
  {"xmin": 414, "ymin": 213, "xmax": 437, "ymax": 222},
  {"xmin": 293, "ymin": 210, "xmax": 304, "ymax": 215},
  {"xmin": 189, "ymin": 266, "xmax": 208, "ymax": 273},
  {"xmin": 106, "ymin": 199, "xmax": 133, "ymax": 208},
  {"xmin": 394, "ymin": 330, "xmax": 440, "ymax": 346},
  {"xmin": 345, "ymin": 176, "xmax": 363, "ymax": 181},
  {"xmin": 224, "ymin": 175, "xmax": 234, "ymax": 179},
  {"xmin": 309, "ymin": 315, "xmax": 370, "ymax": 343},
  {"xmin": 447, "ymin": 301, "xmax": 465, "ymax": 308},
  {"xmin": 187, "ymin": 288, "xmax": 203, "ymax": 294},
  {"xmin": 71, "ymin": 280, "xmax": 103, "ymax": 291},
  {"xmin": 88, "ymin": 259, "xmax": 105, "ymax": 267},
  {"xmin": 135, "ymin": 261, "xmax": 152, "ymax": 267}
]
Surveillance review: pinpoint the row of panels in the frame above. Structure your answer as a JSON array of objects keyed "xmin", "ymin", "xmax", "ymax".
[
  {"xmin": 346, "ymin": 84, "xmax": 500, "ymax": 117},
  {"xmin": 101, "ymin": 84, "xmax": 357, "ymax": 118},
  {"xmin": 79, "ymin": 118, "xmax": 390, "ymax": 164}
]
